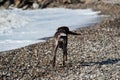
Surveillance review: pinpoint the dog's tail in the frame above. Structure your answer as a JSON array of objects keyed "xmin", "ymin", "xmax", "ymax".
[{"xmin": 68, "ymin": 31, "xmax": 80, "ymax": 35}]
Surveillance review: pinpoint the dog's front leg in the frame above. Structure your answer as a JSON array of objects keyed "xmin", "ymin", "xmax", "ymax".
[
  {"xmin": 62, "ymin": 39, "xmax": 67, "ymax": 66},
  {"xmin": 62, "ymin": 46, "xmax": 67, "ymax": 66},
  {"xmin": 52, "ymin": 40, "xmax": 58, "ymax": 67},
  {"xmin": 64, "ymin": 37, "xmax": 68, "ymax": 61}
]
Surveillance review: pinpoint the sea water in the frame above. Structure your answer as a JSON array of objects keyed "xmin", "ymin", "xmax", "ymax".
[{"xmin": 0, "ymin": 8, "xmax": 102, "ymax": 52}]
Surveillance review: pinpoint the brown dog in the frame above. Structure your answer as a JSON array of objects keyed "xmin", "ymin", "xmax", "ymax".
[{"xmin": 52, "ymin": 26, "xmax": 80, "ymax": 67}]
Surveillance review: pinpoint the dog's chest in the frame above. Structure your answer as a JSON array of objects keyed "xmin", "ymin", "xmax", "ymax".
[
  {"xmin": 55, "ymin": 32, "xmax": 67, "ymax": 48},
  {"xmin": 58, "ymin": 33, "xmax": 67, "ymax": 41}
]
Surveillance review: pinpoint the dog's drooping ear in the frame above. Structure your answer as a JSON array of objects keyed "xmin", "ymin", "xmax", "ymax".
[{"xmin": 52, "ymin": 26, "xmax": 80, "ymax": 67}]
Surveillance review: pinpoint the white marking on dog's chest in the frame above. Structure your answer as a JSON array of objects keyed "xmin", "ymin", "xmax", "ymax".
[{"xmin": 60, "ymin": 33, "xmax": 66, "ymax": 36}]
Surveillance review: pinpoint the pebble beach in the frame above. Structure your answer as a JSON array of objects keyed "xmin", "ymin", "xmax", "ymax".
[{"xmin": 0, "ymin": 0, "xmax": 120, "ymax": 80}]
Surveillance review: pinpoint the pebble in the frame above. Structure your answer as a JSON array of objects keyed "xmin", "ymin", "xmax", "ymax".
[{"xmin": 0, "ymin": 1, "xmax": 120, "ymax": 80}]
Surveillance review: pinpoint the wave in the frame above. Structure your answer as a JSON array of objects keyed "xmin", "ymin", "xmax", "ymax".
[{"xmin": 0, "ymin": 9, "xmax": 29, "ymax": 34}]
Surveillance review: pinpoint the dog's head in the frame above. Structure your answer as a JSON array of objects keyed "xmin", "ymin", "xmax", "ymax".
[
  {"xmin": 57, "ymin": 26, "xmax": 69, "ymax": 34},
  {"xmin": 57, "ymin": 26, "xmax": 80, "ymax": 35}
]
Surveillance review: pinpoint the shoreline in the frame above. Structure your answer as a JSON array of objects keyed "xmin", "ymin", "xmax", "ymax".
[{"xmin": 0, "ymin": 1, "xmax": 120, "ymax": 80}]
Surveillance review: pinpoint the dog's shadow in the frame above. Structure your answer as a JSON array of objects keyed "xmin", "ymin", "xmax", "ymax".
[{"xmin": 79, "ymin": 58, "xmax": 120, "ymax": 66}]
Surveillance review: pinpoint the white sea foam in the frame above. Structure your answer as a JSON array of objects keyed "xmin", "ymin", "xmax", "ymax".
[
  {"xmin": 0, "ymin": 10, "xmax": 29, "ymax": 33},
  {"xmin": 0, "ymin": 8, "xmax": 103, "ymax": 52}
]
